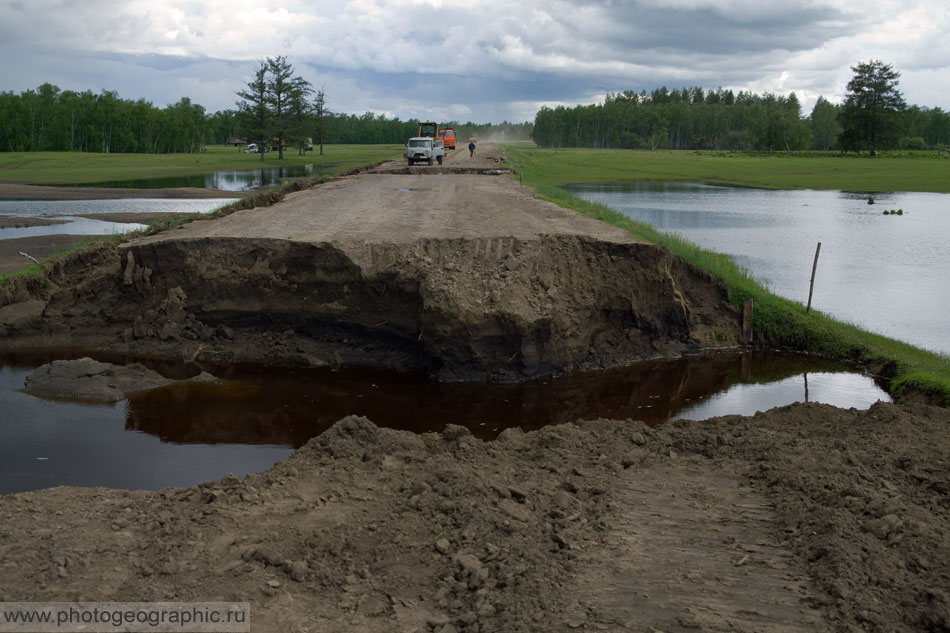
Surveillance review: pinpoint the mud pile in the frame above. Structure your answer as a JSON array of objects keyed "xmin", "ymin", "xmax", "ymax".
[
  {"xmin": 5, "ymin": 234, "xmax": 738, "ymax": 380},
  {"xmin": 1, "ymin": 401, "xmax": 947, "ymax": 632}
]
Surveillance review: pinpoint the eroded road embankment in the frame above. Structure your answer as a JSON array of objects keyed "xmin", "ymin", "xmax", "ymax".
[{"xmin": 0, "ymin": 147, "xmax": 740, "ymax": 380}]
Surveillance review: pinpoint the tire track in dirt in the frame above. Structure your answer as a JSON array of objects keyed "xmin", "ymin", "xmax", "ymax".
[{"xmin": 569, "ymin": 461, "xmax": 828, "ymax": 632}]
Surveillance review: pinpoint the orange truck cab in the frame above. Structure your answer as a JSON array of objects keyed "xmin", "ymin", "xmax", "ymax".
[{"xmin": 438, "ymin": 128, "xmax": 456, "ymax": 150}]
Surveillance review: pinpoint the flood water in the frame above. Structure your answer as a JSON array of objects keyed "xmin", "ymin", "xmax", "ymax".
[
  {"xmin": 0, "ymin": 198, "xmax": 235, "ymax": 239},
  {"xmin": 52, "ymin": 163, "xmax": 335, "ymax": 192},
  {"xmin": 0, "ymin": 349, "xmax": 889, "ymax": 494},
  {"xmin": 565, "ymin": 183, "xmax": 950, "ymax": 355}
]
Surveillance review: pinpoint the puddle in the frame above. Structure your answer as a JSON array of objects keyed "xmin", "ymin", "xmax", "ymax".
[
  {"xmin": 0, "ymin": 217, "xmax": 148, "ymax": 239},
  {"xmin": 47, "ymin": 164, "xmax": 337, "ymax": 192},
  {"xmin": 0, "ymin": 198, "xmax": 235, "ymax": 240},
  {"xmin": 0, "ymin": 349, "xmax": 889, "ymax": 494}
]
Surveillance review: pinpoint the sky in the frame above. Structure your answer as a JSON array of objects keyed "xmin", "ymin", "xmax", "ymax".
[{"xmin": 1, "ymin": 0, "xmax": 948, "ymax": 124}]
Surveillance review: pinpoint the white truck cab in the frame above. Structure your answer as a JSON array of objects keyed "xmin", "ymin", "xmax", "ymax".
[{"xmin": 406, "ymin": 137, "xmax": 444, "ymax": 166}]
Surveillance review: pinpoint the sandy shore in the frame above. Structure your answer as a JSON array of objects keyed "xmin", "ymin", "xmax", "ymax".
[
  {"xmin": 0, "ymin": 216, "xmax": 69, "ymax": 229},
  {"xmin": 0, "ymin": 176, "xmax": 240, "ymax": 275},
  {"xmin": 0, "ymin": 213, "xmax": 215, "ymax": 275},
  {"xmin": 0, "ymin": 182, "xmax": 245, "ymax": 200},
  {"xmin": 0, "ymin": 235, "xmax": 98, "ymax": 274}
]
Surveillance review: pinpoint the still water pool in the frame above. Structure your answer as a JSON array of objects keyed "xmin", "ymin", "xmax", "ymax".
[
  {"xmin": 54, "ymin": 163, "xmax": 336, "ymax": 192},
  {"xmin": 0, "ymin": 198, "xmax": 235, "ymax": 240},
  {"xmin": 565, "ymin": 183, "xmax": 950, "ymax": 355},
  {"xmin": 0, "ymin": 350, "xmax": 889, "ymax": 494}
]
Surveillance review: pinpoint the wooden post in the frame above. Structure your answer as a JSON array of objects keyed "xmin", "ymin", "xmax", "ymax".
[
  {"xmin": 740, "ymin": 350, "xmax": 752, "ymax": 381},
  {"xmin": 742, "ymin": 297, "xmax": 753, "ymax": 344},
  {"xmin": 806, "ymin": 242, "xmax": 821, "ymax": 313}
]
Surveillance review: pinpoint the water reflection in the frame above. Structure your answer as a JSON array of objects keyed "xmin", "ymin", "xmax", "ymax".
[
  {"xmin": 123, "ymin": 350, "xmax": 888, "ymax": 446},
  {"xmin": 0, "ymin": 217, "xmax": 147, "ymax": 239},
  {"xmin": 0, "ymin": 350, "xmax": 889, "ymax": 493},
  {"xmin": 0, "ymin": 198, "xmax": 234, "ymax": 239},
  {"xmin": 566, "ymin": 182, "xmax": 950, "ymax": 354},
  {"xmin": 0, "ymin": 198, "xmax": 234, "ymax": 219},
  {"xmin": 53, "ymin": 164, "xmax": 337, "ymax": 192}
]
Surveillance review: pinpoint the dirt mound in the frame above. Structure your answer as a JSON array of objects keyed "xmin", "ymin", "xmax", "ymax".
[
  {"xmin": 23, "ymin": 357, "xmax": 175, "ymax": 401},
  {"xmin": 1, "ymin": 402, "xmax": 946, "ymax": 632},
  {"xmin": 10, "ymin": 234, "xmax": 739, "ymax": 380}
]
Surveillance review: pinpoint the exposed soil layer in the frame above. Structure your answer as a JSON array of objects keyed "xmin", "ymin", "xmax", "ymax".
[
  {"xmin": 1, "ymin": 402, "xmax": 947, "ymax": 633},
  {"xmin": 0, "ymin": 147, "xmax": 740, "ymax": 380}
]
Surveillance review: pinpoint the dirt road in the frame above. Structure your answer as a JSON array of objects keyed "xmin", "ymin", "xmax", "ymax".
[
  {"xmin": 3, "ymin": 145, "xmax": 740, "ymax": 380},
  {"xmin": 1, "ymin": 146, "xmax": 947, "ymax": 632}
]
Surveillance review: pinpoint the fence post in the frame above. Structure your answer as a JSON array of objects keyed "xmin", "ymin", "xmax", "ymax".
[
  {"xmin": 742, "ymin": 297, "xmax": 753, "ymax": 344},
  {"xmin": 806, "ymin": 242, "xmax": 821, "ymax": 313}
]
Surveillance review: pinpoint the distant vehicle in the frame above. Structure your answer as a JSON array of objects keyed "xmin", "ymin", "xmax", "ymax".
[
  {"xmin": 406, "ymin": 137, "xmax": 444, "ymax": 166},
  {"xmin": 418, "ymin": 121, "xmax": 439, "ymax": 138},
  {"xmin": 438, "ymin": 128, "xmax": 456, "ymax": 150},
  {"xmin": 245, "ymin": 143, "xmax": 258, "ymax": 153}
]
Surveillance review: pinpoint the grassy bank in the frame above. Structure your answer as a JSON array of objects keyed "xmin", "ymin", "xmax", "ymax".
[
  {"xmin": 505, "ymin": 146, "xmax": 950, "ymax": 193},
  {"xmin": 505, "ymin": 146, "xmax": 950, "ymax": 405},
  {"xmin": 0, "ymin": 144, "xmax": 403, "ymax": 184}
]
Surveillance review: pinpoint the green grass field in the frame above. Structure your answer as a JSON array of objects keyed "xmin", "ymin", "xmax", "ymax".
[
  {"xmin": 504, "ymin": 145, "xmax": 950, "ymax": 405},
  {"xmin": 505, "ymin": 146, "xmax": 950, "ymax": 193},
  {"xmin": 0, "ymin": 144, "xmax": 404, "ymax": 184}
]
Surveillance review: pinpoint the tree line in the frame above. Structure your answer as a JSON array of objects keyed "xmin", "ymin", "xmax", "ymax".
[
  {"xmin": 0, "ymin": 73, "xmax": 532, "ymax": 154},
  {"xmin": 532, "ymin": 63, "xmax": 950, "ymax": 152},
  {"xmin": 0, "ymin": 83, "xmax": 220, "ymax": 154}
]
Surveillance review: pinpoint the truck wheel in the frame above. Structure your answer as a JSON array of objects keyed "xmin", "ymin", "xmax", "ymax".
[
  {"xmin": 428, "ymin": 157, "xmax": 433, "ymax": 166},
  {"xmin": 407, "ymin": 158, "xmax": 413, "ymax": 166}
]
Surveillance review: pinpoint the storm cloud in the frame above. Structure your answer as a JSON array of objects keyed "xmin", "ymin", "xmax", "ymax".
[{"xmin": 0, "ymin": 0, "xmax": 947, "ymax": 123}]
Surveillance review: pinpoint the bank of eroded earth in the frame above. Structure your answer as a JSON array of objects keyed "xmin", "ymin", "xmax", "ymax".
[{"xmin": 0, "ymin": 147, "xmax": 947, "ymax": 632}]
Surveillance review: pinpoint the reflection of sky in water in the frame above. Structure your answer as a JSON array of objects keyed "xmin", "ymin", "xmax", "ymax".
[
  {"xmin": 0, "ymin": 198, "xmax": 233, "ymax": 217},
  {"xmin": 0, "ymin": 198, "xmax": 233, "ymax": 239},
  {"xmin": 0, "ymin": 366, "xmax": 291, "ymax": 495},
  {"xmin": 675, "ymin": 372, "xmax": 890, "ymax": 421},
  {"xmin": 60, "ymin": 164, "xmax": 323, "ymax": 191},
  {"xmin": 567, "ymin": 183, "xmax": 950, "ymax": 354},
  {"xmin": 0, "ymin": 218, "xmax": 147, "ymax": 239}
]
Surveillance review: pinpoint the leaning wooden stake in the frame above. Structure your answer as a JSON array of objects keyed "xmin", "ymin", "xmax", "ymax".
[
  {"xmin": 18, "ymin": 251, "xmax": 40, "ymax": 265},
  {"xmin": 806, "ymin": 242, "xmax": 821, "ymax": 313},
  {"xmin": 742, "ymin": 297, "xmax": 754, "ymax": 344}
]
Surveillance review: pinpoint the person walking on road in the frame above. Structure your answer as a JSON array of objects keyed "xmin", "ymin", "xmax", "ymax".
[{"xmin": 468, "ymin": 140, "xmax": 476, "ymax": 157}]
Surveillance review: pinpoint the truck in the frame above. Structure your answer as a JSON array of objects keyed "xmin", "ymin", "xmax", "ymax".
[
  {"xmin": 406, "ymin": 137, "xmax": 444, "ymax": 166},
  {"xmin": 418, "ymin": 121, "xmax": 439, "ymax": 138},
  {"xmin": 438, "ymin": 128, "xmax": 456, "ymax": 150}
]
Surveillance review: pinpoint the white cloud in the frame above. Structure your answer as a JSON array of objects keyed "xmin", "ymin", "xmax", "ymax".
[{"xmin": 0, "ymin": 0, "xmax": 947, "ymax": 122}]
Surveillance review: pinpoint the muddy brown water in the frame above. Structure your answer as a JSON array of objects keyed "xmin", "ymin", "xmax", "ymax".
[{"xmin": 0, "ymin": 349, "xmax": 889, "ymax": 494}]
